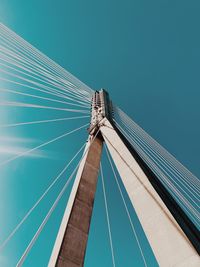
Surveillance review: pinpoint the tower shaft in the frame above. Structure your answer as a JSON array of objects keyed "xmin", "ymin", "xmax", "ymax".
[
  {"xmin": 49, "ymin": 89, "xmax": 200, "ymax": 267},
  {"xmin": 49, "ymin": 135, "xmax": 103, "ymax": 267},
  {"xmin": 101, "ymin": 118, "xmax": 200, "ymax": 267}
]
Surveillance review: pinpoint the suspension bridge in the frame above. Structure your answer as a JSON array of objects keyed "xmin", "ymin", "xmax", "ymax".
[{"xmin": 0, "ymin": 23, "xmax": 199, "ymax": 267}]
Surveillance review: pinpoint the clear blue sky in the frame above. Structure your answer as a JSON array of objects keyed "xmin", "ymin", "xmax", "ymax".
[{"xmin": 0, "ymin": 0, "xmax": 200, "ymax": 266}]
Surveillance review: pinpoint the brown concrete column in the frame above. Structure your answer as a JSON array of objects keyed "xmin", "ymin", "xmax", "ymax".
[{"xmin": 56, "ymin": 135, "xmax": 103, "ymax": 267}]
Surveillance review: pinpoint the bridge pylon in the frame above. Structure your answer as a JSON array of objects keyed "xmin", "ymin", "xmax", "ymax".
[{"xmin": 48, "ymin": 90, "xmax": 200, "ymax": 267}]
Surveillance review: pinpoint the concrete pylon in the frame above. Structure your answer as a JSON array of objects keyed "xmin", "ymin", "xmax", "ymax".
[
  {"xmin": 49, "ymin": 89, "xmax": 200, "ymax": 267},
  {"xmin": 48, "ymin": 134, "xmax": 103, "ymax": 267},
  {"xmin": 100, "ymin": 118, "xmax": 200, "ymax": 267}
]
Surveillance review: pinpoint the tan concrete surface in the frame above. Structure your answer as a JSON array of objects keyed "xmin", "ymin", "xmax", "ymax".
[
  {"xmin": 101, "ymin": 119, "xmax": 200, "ymax": 267},
  {"xmin": 55, "ymin": 135, "xmax": 103, "ymax": 267}
]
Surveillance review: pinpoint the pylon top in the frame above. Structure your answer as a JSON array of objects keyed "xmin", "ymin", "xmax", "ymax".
[{"xmin": 88, "ymin": 89, "xmax": 113, "ymax": 135}]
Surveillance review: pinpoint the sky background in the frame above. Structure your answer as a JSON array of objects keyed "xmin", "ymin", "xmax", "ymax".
[{"xmin": 0, "ymin": 0, "xmax": 200, "ymax": 266}]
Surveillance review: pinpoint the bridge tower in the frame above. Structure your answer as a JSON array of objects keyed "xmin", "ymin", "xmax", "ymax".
[{"xmin": 48, "ymin": 90, "xmax": 200, "ymax": 267}]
